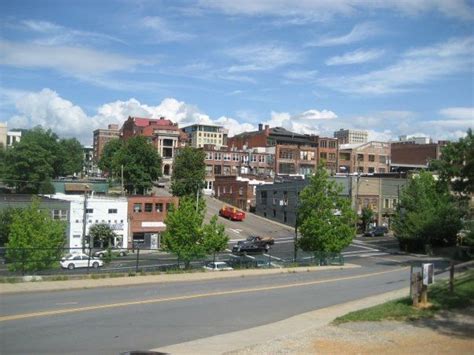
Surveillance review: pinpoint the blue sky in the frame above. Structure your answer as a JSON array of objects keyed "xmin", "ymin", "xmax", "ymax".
[{"xmin": 1, "ymin": 0, "xmax": 473, "ymax": 145}]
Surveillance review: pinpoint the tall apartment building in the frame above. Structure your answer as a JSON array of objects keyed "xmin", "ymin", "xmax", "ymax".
[
  {"xmin": 334, "ymin": 129, "xmax": 368, "ymax": 144},
  {"xmin": 93, "ymin": 124, "xmax": 120, "ymax": 163},
  {"xmin": 121, "ymin": 116, "xmax": 186, "ymax": 177},
  {"xmin": 181, "ymin": 124, "xmax": 228, "ymax": 148}
]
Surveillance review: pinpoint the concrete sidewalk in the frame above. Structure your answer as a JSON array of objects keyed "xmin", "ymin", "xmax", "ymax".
[
  {"xmin": 151, "ymin": 287, "xmax": 410, "ymax": 355},
  {"xmin": 0, "ymin": 264, "xmax": 359, "ymax": 294}
]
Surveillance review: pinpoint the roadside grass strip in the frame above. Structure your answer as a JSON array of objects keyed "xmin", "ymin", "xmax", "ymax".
[{"xmin": 332, "ymin": 270, "xmax": 474, "ymax": 324}]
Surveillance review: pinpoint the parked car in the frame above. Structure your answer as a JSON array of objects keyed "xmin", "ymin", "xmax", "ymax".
[
  {"xmin": 94, "ymin": 247, "xmax": 128, "ymax": 258},
  {"xmin": 219, "ymin": 205, "xmax": 246, "ymax": 221},
  {"xmin": 364, "ymin": 226, "xmax": 386, "ymax": 237},
  {"xmin": 60, "ymin": 253, "xmax": 104, "ymax": 270},
  {"xmin": 203, "ymin": 261, "xmax": 233, "ymax": 271}
]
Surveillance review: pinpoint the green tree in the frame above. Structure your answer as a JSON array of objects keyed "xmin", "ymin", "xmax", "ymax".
[
  {"xmin": 112, "ymin": 136, "xmax": 162, "ymax": 194},
  {"xmin": 297, "ymin": 166, "xmax": 356, "ymax": 255},
  {"xmin": 392, "ymin": 171, "xmax": 464, "ymax": 252},
  {"xmin": 171, "ymin": 147, "xmax": 206, "ymax": 197},
  {"xmin": 361, "ymin": 207, "xmax": 374, "ymax": 232},
  {"xmin": 0, "ymin": 208, "xmax": 19, "ymax": 246},
  {"xmin": 98, "ymin": 138, "xmax": 123, "ymax": 176},
  {"xmin": 56, "ymin": 138, "xmax": 84, "ymax": 176},
  {"xmin": 88, "ymin": 223, "xmax": 116, "ymax": 248},
  {"xmin": 431, "ymin": 129, "xmax": 474, "ymax": 196},
  {"xmin": 6, "ymin": 199, "xmax": 66, "ymax": 272},
  {"xmin": 202, "ymin": 215, "xmax": 229, "ymax": 262}
]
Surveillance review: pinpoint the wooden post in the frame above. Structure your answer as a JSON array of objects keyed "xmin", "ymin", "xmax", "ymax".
[
  {"xmin": 449, "ymin": 262, "xmax": 455, "ymax": 293},
  {"xmin": 412, "ymin": 272, "xmax": 421, "ymax": 307},
  {"xmin": 420, "ymin": 284, "xmax": 428, "ymax": 305}
]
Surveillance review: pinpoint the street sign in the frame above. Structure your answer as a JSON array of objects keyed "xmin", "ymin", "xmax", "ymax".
[{"xmin": 422, "ymin": 263, "xmax": 434, "ymax": 285}]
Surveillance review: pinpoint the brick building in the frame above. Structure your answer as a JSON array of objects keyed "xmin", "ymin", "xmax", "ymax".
[
  {"xmin": 338, "ymin": 141, "xmax": 390, "ymax": 174},
  {"xmin": 228, "ymin": 124, "xmax": 337, "ymax": 175},
  {"xmin": 127, "ymin": 195, "xmax": 178, "ymax": 249},
  {"xmin": 121, "ymin": 116, "xmax": 187, "ymax": 177},
  {"xmin": 390, "ymin": 142, "xmax": 445, "ymax": 172},
  {"xmin": 214, "ymin": 175, "xmax": 273, "ymax": 211},
  {"xmin": 93, "ymin": 124, "xmax": 120, "ymax": 163}
]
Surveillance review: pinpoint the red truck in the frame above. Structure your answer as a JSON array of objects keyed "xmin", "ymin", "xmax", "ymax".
[{"xmin": 219, "ymin": 205, "xmax": 246, "ymax": 221}]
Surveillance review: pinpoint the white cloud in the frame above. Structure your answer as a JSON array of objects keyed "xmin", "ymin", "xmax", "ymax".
[
  {"xmin": 199, "ymin": 0, "xmax": 474, "ymax": 21},
  {"xmin": 326, "ymin": 49, "xmax": 384, "ymax": 65},
  {"xmin": 283, "ymin": 70, "xmax": 318, "ymax": 82},
  {"xmin": 142, "ymin": 16, "xmax": 194, "ymax": 42},
  {"xmin": 439, "ymin": 107, "xmax": 474, "ymax": 120},
  {"xmin": 310, "ymin": 22, "xmax": 380, "ymax": 47},
  {"xmin": 293, "ymin": 109, "xmax": 337, "ymax": 120},
  {"xmin": 20, "ymin": 19, "xmax": 125, "ymax": 45},
  {"xmin": 0, "ymin": 40, "xmax": 145, "ymax": 76},
  {"xmin": 225, "ymin": 44, "xmax": 302, "ymax": 72},
  {"xmin": 320, "ymin": 37, "xmax": 474, "ymax": 94}
]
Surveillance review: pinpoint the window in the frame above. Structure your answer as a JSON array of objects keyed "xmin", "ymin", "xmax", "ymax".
[
  {"xmin": 273, "ymin": 209, "xmax": 276, "ymax": 217},
  {"xmin": 239, "ymin": 187, "xmax": 243, "ymax": 196},
  {"xmin": 145, "ymin": 203, "xmax": 153, "ymax": 212},
  {"xmin": 320, "ymin": 152, "xmax": 327, "ymax": 160},
  {"xmin": 320, "ymin": 140, "xmax": 327, "ymax": 148},
  {"xmin": 261, "ymin": 191, "xmax": 267, "ymax": 205},
  {"xmin": 368, "ymin": 167, "xmax": 375, "ymax": 173},
  {"xmin": 368, "ymin": 155, "xmax": 375, "ymax": 162},
  {"xmin": 329, "ymin": 141, "xmax": 336, "ymax": 148},
  {"xmin": 133, "ymin": 203, "xmax": 142, "ymax": 213},
  {"xmin": 155, "ymin": 203, "xmax": 163, "ymax": 212},
  {"xmin": 379, "ymin": 168, "xmax": 386, "ymax": 173},
  {"xmin": 384, "ymin": 199, "xmax": 390, "ymax": 208},
  {"xmin": 357, "ymin": 154, "xmax": 364, "ymax": 161},
  {"xmin": 108, "ymin": 209, "xmax": 117, "ymax": 214},
  {"xmin": 73, "ymin": 234, "xmax": 81, "ymax": 239},
  {"xmin": 52, "ymin": 209, "xmax": 68, "ymax": 221},
  {"xmin": 284, "ymin": 211, "xmax": 287, "ymax": 223},
  {"xmin": 86, "ymin": 208, "xmax": 94, "ymax": 214},
  {"xmin": 329, "ymin": 153, "xmax": 336, "ymax": 160}
]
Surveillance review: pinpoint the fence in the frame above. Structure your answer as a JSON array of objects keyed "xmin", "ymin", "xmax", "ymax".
[{"xmin": 0, "ymin": 246, "xmax": 344, "ymax": 277}]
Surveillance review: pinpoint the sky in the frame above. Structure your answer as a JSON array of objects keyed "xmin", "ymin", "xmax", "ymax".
[{"xmin": 0, "ymin": 0, "xmax": 473, "ymax": 145}]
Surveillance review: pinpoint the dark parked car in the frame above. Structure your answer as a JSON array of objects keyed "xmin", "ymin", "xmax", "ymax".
[{"xmin": 364, "ymin": 226, "xmax": 386, "ymax": 237}]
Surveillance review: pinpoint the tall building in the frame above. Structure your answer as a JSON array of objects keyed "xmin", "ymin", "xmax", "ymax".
[
  {"xmin": 121, "ymin": 116, "xmax": 186, "ymax": 177},
  {"xmin": 93, "ymin": 124, "xmax": 120, "ymax": 163},
  {"xmin": 334, "ymin": 129, "xmax": 368, "ymax": 144},
  {"xmin": 0, "ymin": 123, "xmax": 6, "ymax": 149},
  {"xmin": 181, "ymin": 123, "xmax": 228, "ymax": 148}
]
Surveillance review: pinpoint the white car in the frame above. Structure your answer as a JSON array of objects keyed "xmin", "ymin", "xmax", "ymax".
[
  {"xmin": 203, "ymin": 261, "xmax": 233, "ymax": 271},
  {"xmin": 60, "ymin": 253, "xmax": 104, "ymax": 270}
]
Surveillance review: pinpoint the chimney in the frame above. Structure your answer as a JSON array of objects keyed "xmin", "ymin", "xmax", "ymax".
[
  {"xmin": 258, "ymin": 123, "xmax": 263, "ymax": 131},
  {"xmin": 160, "ymin": 116, "xmax": 165, "ymax": 120},
  {"xmin": 265, "ymin": 125, "xmax": 269, "ymax": 130}
]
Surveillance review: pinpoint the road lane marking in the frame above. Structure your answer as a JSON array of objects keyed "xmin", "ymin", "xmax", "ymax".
[
  {"xmin": 55, "ymin": 302, "xmax": 78, "ymax": 306},
  {"xmin": 0, "ymin": 267, "xmax": 408, "ymax": 323}
]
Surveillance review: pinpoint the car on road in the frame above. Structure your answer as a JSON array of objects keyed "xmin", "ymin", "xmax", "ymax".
[
  {"xmin": 364, "ymin": 226, "xmax": 386, "ymax": 237},
  {"xmin": 60, "ymin": 253, "xmax": 104, "ymax": 270},
  {"xmin": 203, "ymin": 261, "xmax": 233, "ymax": 271},
  {"xmin": 94, "ymin": 247, "xmax": 128, "ymax": 258}
]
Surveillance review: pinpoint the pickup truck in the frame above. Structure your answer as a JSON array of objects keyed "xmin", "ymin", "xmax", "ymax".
[{"xmin": 232, "ymin": 235, "xmax": 274, "ymax": 254}]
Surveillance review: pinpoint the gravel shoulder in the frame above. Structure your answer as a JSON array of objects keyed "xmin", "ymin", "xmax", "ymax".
[{"xmin": 229, "ymin": 306, "xmax": 474, "ymax": 355}]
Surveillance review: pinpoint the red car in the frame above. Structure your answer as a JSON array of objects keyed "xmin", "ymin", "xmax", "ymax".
[{"xmin": 219, "ymin": 205, "xmax": 246, "ymax": 221}]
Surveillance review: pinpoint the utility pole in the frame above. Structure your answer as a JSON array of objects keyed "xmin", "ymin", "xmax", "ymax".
[
  {"xmin": 294, "ymin": 183, "xmax": 299, "ymax": 262},
  {"xmin": 121, "ymin": 164, "xmax": 124, "ymax": 196},
  {"xmin": 196, "ymin": 182, "xmax": 200, "ymax": 212},
  {"xmin": 81, "ymin": 186, "xmax": 89, "ymax": 253}
]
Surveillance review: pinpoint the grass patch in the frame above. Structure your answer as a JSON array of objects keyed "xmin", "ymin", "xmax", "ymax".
[
  {"xmin": 333, "ymin": 271, "xmax": 474, "ymax": 324},
  {"xmin": 0, "ymin": 277, "xmax": 20, "ymax": 283}
]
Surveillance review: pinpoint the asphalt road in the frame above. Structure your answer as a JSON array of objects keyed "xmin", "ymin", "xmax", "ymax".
[{"xmin": 1, "ymin": 263, "xmax": 411, "ymax": 355}]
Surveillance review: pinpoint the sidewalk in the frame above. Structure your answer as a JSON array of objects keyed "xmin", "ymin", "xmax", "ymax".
[
  {"xmin": 151, "ymin": 287, "xmax": 411, "ymax": 355},
  {"xmin": 0, "ymin": 264, "xmax": 359, "ymax": 294}
]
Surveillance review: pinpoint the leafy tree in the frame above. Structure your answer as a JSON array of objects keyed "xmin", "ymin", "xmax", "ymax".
[
  {"xmin": 361, "ymin": 207, "xmax": 374, "ymax": 232},
  {"xmin": 6, "ymin": 199, "xmax": 66, "ymax": 272},
  {"xmin": 431, "ymin": 129, "xmax": 474, "ymax": 196},
  {"xmin": 1, "ymin": 127, "xmax": 84, "ymax": 193},
  {"xmin": 0, "ymin": 208, "xmax": 19, "ymax": 246},
  {"xmin": 98, "ymin": 138, "xmax": 123, "ymax": 176},
  {"xmin": 392, "ymin": 171, "xmax": 464, "ymax": 252},
  {"xmin": 297, "ymin": 166, "xmax": 356, "ymax": 254},
  {"xmin": 161, "ymin": 196, "xmax": 207, "ymax": 268},
  {"xmin": 112, "ymin": 136, "xmax": 162, "ymax": 194},
  {"xmin": 89, "ymin": 223, "xmax": 116, "ymax": 248},
  {"xmin": 56, "ymin": 138, "xmax": 84, "ymax": 176},
  {"xmin": 202, "ymin": 215, "xmax": 229, "ymax": 262},
  {"xmin": 171, "ymin": 147, "xmax": 206, "ymax": 197}
]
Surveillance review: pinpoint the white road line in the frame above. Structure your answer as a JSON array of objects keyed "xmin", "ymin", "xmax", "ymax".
[
  {"xmin": 349, "ymin": 243, "xmax": 379, "ymax": 251},
  {"xmin": 345, "ymin": 252, "xmax": 389, "ymax": 258},
  {"xmin": 229, "ymin": 229, "xmax": 242, "ymax": 234},
  {"xmin": 55, "ymin": 302, "xmax": 78, "ymax": 306}
]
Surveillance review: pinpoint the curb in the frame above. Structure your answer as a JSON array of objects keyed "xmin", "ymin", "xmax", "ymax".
[
  {"xmin": 151, "ymin": 287, "xmax": 410, "ymax": 355},
  {"xmin": 0, "ymin": 264, "xmax": 360, "ymax": 295}
]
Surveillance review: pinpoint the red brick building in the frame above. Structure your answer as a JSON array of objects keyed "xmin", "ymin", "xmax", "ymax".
[
  {"xmin": 93, "ymin": 124, "xmax": 120, "ymax": 163},
  {"xmin": 390, "ymin": 142, "xmax": 445, "ymax": 172},
  {"xmin": 214, "ymin": 175, "xmax": 273, "ymax": 211},
  {"xmin": 127, "ymin": 195, "xmax": 178, "ymax": 249},
  {"xmin": 121, "ymin": 116, "xmax": 187, "ymax": 176}
]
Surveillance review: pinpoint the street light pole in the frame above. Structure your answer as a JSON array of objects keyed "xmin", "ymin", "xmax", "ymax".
[{"xmin": 294, "ymin": 183, "xmax": 299, "ymax": 262}]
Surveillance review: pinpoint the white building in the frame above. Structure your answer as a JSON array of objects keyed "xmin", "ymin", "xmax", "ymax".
[
  {"xmin": 398, "ymin": 135, "xmax": 432, "ymax": 144},
  {"xmin": 7, "ymin": 130, "xmax": 22, "ymax": 147},
  {"xmin": 334, "ymin": 129, "xmax": 368, "ymax": 145},
  {"xmin": 181, "ymin": 123, "xmax": 228, "ymax": 149},
  {"xmin": 48, "ymin": 193, "xmax": 129, "ymax": 250}
]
